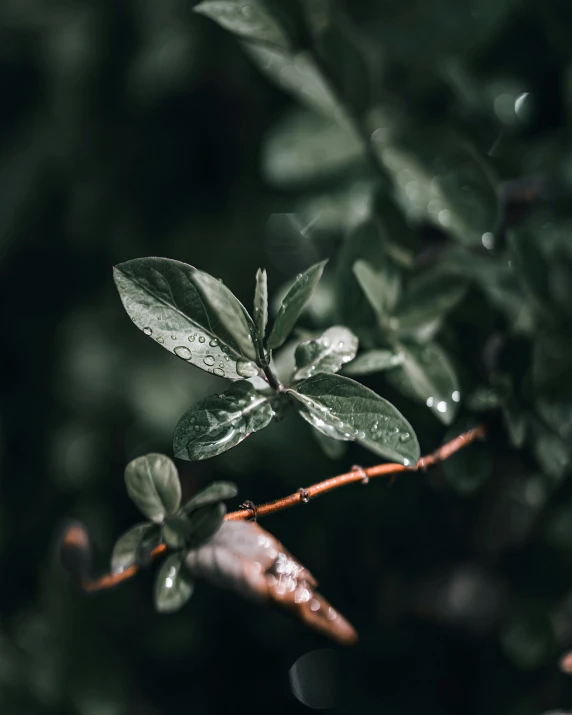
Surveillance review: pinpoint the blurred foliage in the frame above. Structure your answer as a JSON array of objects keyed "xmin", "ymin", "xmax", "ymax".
[{"xmin": 2, "ymin": 0, "xmax": 572, "ymax": 713}]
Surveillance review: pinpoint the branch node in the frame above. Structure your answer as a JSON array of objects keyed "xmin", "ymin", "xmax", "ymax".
[
  {"xmin": 418, "ymin": 457, "xmax": 428, "ymax": 472},
  {"xmin": 298, "ymin": 488, "xmax": 310, "ymax": 504},
  {"xmin": 239, "ymin": 500, "xmax": 258, "ymax": 521},
  {"xmin": 351, "ymin": 464, "xmax": 369, "ymax": 484}
]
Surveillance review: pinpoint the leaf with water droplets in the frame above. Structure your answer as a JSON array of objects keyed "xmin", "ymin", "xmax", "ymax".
[
  {"xmin": 343, "ymin": 349, "xmax": 404, "ymax": 376},
  {"xmin": 185, "ymin": 520, "xmax": 357, "ymax": 645},
  {"xmin": 253, "ymin": 268, "xmax": 268, "ymax": 350},
  {"xmin": 263, "ymin": 108, "xmax": 363, "ymax": 187},
  {"xmin": 113, "ymin": 257, "xmax": 257, "ymax": 379},
  {"xmin": 173, "ymin": 381, "xmax": 275, "ymax": 461},
  {"xmin": 290, "ymin": 373, "xmax": 420, "ymax": 465},
  {"xmin": 373, "ymin": 130, "xmax": 499, "ymax": 246},
  {"xmin": 393, "ymin": 268, "xmax": 468, "ymax": 335},
  {"xmin": 267, "ymin": 260, "xmax": 328, "ymax": 350},
  {"xmin": 124, "ymin": 453, "xmax": 181, "ymax": 523},
  {"xmin": 154, "ymin": 552, "xmax": 195, "ymax": 614},
  {"xmin": 111, "ymin": 523, "xmax": 162, "ymax": 573},
  {"xmin": 194, "ymin": 1, "xmax": 290, "ymax": 50},
  {"xmin": 385, "ymin": 340, "xmax": 460, "ymax": 426},
  {"xmin": 182, "ymin": 482, "xmax": 238, "ymax": 514},
  {"xmin": 293, "ymin": 326, "xmax": 358, "ymax": 381}
]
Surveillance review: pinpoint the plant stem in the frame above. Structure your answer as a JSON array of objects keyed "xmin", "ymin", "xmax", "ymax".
[{"xmin": 69, "ymin": 424, "xmax": 486, "ymax": 593}]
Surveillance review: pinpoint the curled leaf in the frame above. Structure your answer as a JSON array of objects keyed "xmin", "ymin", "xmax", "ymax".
[{"xmin": 185, "ymin": 521, "xmax": 357, "ymax": 645}]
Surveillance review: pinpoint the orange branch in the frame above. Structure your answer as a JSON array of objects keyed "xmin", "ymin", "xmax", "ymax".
[{"xmin": 69, "ymin": 424, "xmax": 486, "ymax": 593}]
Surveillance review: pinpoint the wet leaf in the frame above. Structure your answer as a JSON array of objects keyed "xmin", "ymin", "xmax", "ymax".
[
  {"xmin": 125, "ymin": 453, "xmax": 181, "ymax": 523},
  {"xmin": 163, "ymin": 517, "xmax": 195, "ymax": 550},
  {"xmin": 386, "ymin": 340, "xmax": 460, "ymax": 425},
  {"xmin": 111, "ymin": 523, "xmax": 161, "ymax": 572},
  {"xmin": 194, "ymin": 1, "xmax": 290, "ymax": 50},
  {"xmin": 373, "ymin": 130, "xmax": 499, "ymax": 246},
  {"xmin": 267, "ymin": 260, "xmax": 327, "ymax": 350},
  {"xmin": 182, "ymin": 482, "xmax": 239, "ymax": 513},
  {"xmin": 290, "ymin": 373, "xmax": 420, "ymax": 465},
  {"xmin": 353, "ymin": 259, "xmax": 394, "ymax": 321},
  {"xmin": 253, "ymin": 268, "xmax": 268, "ymax": 349},
  {"xmin": 154, "ymin": 553, "xmax": 195, "ymax": 614},
  {"xmin": 393, "ymin": 269, "xmax": 468, "ymax": 333},
  {"xmin": 173, "ymin": 381, "xmax": 275, "ymax": 461},
  {"xmin": 262, "ymin": 108, "xmax": 362, "ymax": 187},
  {"xmin": 343, "ymin": 349, "xmax": 404, "ymax": 376},
  {"xmin": 185, "ymin": 520, "xmax": 358, "ymax": 645},
  {"xmin": 293, "ymin": 326, "xmax": 358, "ymax": 381},
  {"xmin": 114, "ymin": 257, "xmax": 257, "ymax": 379}
]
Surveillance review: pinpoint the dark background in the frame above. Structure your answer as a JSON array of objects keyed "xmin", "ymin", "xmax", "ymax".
[{"xmin": 2, "ymin": 1, "xmax": 572, "ymax": 713}]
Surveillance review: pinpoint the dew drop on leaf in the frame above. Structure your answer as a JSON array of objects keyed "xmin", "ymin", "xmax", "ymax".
[
  {"xmin": 156, "ymin": 337, "xmax": 164, "ymax": 344},
  {"xmin": 174, "ymin": 346, "xmax": 192, "ymax": 360},
  {"xmin": 214, "ymin": 368, "xmax": 225, "ymax": 377},
  {"xmin": 204, "ymin": 355, "xmax": 216, "ymax": 366},
  {"xmin": 188, "ymin": 335, "xmax": 196, "ymax": 343},
  {"xmin": 199, "ymin": 336, "xmax": 206, "ymax": 344},
  {"xmin": 398, "ymin": 431, "xmax": 411, "ymax": 442},
  {"xmin": 209, "ymin": 339, "xmax": 219, "ymax": 347},
  {"xmin": 236, "ymin": 360, "xmax": 259, "ymax": 378},
  {"xmin": 143, "ymin": 327, "xmax": 152, "ymax": 336}
]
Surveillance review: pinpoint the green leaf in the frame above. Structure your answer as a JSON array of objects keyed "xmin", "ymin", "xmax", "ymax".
[
  {"xmin": 508, "ymin": 228, "xmax": 553, "ymax": 320},
  {"xmin": 293, "ymin": 326, "xmax": 358, "ymax": 381},
  {"xmin": 163, "ymin": 517, "xmax": 195, "ymax": 550},
  {"xmin": 353, "ymin": 260, "xmax": 388, "ymax": 321},
  {"xmin": 154, "ymin": 553, "xmax": 195, "ymax": 614},
  {"xmin": 243, "ymin": 44, "xmax": 342, "ymax": 119},
  {"xmin": 385, "ymin": 341, "xmax": 460, "ymax": 425},
  {"xmin": 392, "ymin": 269, "xmax": 467, "ymax": 333},
  {"xmin": 113, "ymin": 257, "xmax": 258, "ymax": 380},
  {"xmin": 311, "ymin": 427, "xmax": 349, "ymax": 459},
  {"xmin": 173, "ymin": 381, "xmax": 275, "ymax": 461},
  {"xmin": 290, "ymin": 373, "xmax": 420, "ymax": 465},
  {"xmin": 186, "ymin": 502, "xmax": 226, "ymax": 547},
  {"xmin": 267, "ymin": 260, "xmax": 327, "ymax": 350},
  {"xmin": 194, "ymin": 1, "xmax": 290, "ymax": 50},
  {"xmin": 262, "ymin": 108, "xmax": 363, "ymax": 187},
  {"xmin": 343, "ymin": 349, "xmax": 404, "ymax": 376},
  {"xmin": 335, "ymin": 220, "xmax": 401, "ymax": 334},
  {"xmin": 111, "ymin": 523, "xmax": 162, "ymax": 573},
  {"xmin": 372, "ymin": 130, "xmax": 499, "ymax": 246},
  {"xmin": 125, "ymin": 453, "xmax": 181, "ymax": 523},
  {"xmin": 253, "ymin": 268, "xmax": 268, "ymax": 349},
  {"xmin": 182, "ymin": 482, "xmax": 239, "ymax": 513}
]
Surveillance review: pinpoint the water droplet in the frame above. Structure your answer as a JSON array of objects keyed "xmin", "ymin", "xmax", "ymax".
[
  {"xmin": 437, "ymin": 401, "xmax": 448, "ymax": 413},
  {"xmin": 452, "ymin": 390, "xmax": 461, "ymax": 403},
  {"xmin": 209, "ymin": 338, "xmax": 219, "ymax": 347},
  {"xmin": 236, "ymin": 360, "xmax": 258, "ymax": 378},
  {"xmin": 224, "ymin": 355, "xmax": 230, "ymax": 361},
  {"xmin": 482, "ymin": 232, "xmax": 495, "ymax": 250},
  {"xmin": 203, "ymin": 355, "xmax": 216, "ymax": 366},
  {"xmin": 194, "ymin": 425, "xmax": 201, "ymax": 432},
  {"xmin": 398, "ymin": 431, "xmax": 411, "ymax": 443},
  {"xmin": 222, "ymin": 346, "xmax": 230, "ymax": 353},
  {"xmin": 171, "ymin": 335, "xmax": 177, "ymax": 341},
  {"xmin": 357, "ymin": 430, "xmax": 365, "ymax": 439},
  {"xmin": 156, "ymin": 337, "xmax": 164, "ymax": 344},
  {"xmin": 188, "ymin": 335, "xmax": 196, "ymax": 343},
  {"xmin": 143, "ymin": 327, "xmax": 152, "ymax": 336},
  {"xmin": 403, "ymin": 458, "xmax": 411, "ymax": 467},
  {"xmin": 174, "ymin": 346, "xmax": 192, "ymax": 360},
  {"xmin": 426, "ymin": 397, "xmax": 434, "ymax": 408},
  {"xmin": 199, "ymin": 336, "xmax": 206, "ymax": 344},
  {"xmin": 190, "ymin": 417, "xmax": 196, "ymax": 424},
  {"xmin": 214, "ymin": 368, "xmax": 225, "ymax": 377}
]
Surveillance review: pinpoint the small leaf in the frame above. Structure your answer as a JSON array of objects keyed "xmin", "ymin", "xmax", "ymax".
[
  {"xmin": 386, "ymin": 341, "xmax": 460, "ymax": 425},
  {"xmin": 344, "ymin": 349, "xmax": 404, "ymax": 376},
  {"xmin": 352, "ymin": 260, "xmax": 389, "ymax": 320},
  {"xmin": 194, "ymin": 0, "xmax": 290, "ymax": 50},
  {"xmin": 187, "ymin": 502, "xmax": 226, "ymax": 547},
  {"xmin": 173, "ymin": 381, "xmax": 274, "ymax": 461},
  {"xmin": 290, "ymin": 373, "xmax": 420, "ymax": 465},
  {"xmin": 311, "ymin": 427, "xmax": 349, "ymax": 459},
  {"xmin": 125, "ymin": 454, "xmax": 181, "ymax": 523},
  {"xmin": 293, "ymin": 326, "xmax": 358, "ymax": 381},
  {"xmin": 253, "ymin": 268, "xmax": 268, "ymax": 349},
  {"xmin": 185, "ymin": 520, "xmax": 358, "ymax": 645},
  {"xmin": 392, "ymin": 269, "xmax": 467, "ymax": 333},
  {"xmin": 111, "ymin": 523, "xmax": 161, "ymax": 572},
  {"xmin": 503, "ymin": 403, "xmax": 526, "ymax": 448},
  {"xmin": 163, "ymin": 517, "xmax": 195, "ymax": 550},
  {"xmin": 114, "ymin": 257, "xmax": 257, "ymax": 379},
  {"xmin": 182, "ymin": 482, "xmax": 239, "ymax": 513},
  {"xmin": 154, "ymin": 553, "xmax": 195, "ymax": 614},
  {"xmin": 267, "ymin": 260, "xmax": 328, "ymax": 350}
]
